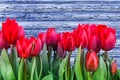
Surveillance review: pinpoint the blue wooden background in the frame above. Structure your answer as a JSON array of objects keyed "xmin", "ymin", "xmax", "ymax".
[{"xmin": 0, "ymin": 0, "xmax": 120, "ymax": 68}]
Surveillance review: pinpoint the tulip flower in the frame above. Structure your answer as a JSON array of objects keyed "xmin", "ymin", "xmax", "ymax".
[
  {"xmin": 30, "ymin": 37, "xmax": 42, "ymax": 57},
  {"xmin": 87, "ymin": 30, "xmax": 101, "ymax": 53},
  {"xmin": 85, "ymin": 51, "xmax": 99, "ymax": 72},
  {"xmin": 76, "ymin": 24, "xmax": 88, "ymax": 48},
  {"xmin": 61, "ymin": 32, "xmax": 75, "ymax": 51},
  {"xmin": 2, "ymin": 18, "xmax": 25, "ymax": 45},
  {"xmin": 38, "ymin": 32, "xmax": 46, "ymax": 47},
  {"xmin": 46, "ymin": 28, "xmax": 57, "ymax": 47},
  {"xmin": 16, "ymin": 37, "xmax": 33, "ymax": 58},
  {"xmin": 0, "ymin": 31, "xmax": 10, "ymax": 49},
  {"xmin": 18, "ymin": 26, "xmax": 25, "ymax": 39},
  {"xmin": 111, "ymin": 60, "xmax": 117, "ymax": 75},
  {"xmin": 57, "ymin": 42, "xmax": 66, "ymax": 58},
  {"xmin": 99, "ymin": 27, "xmax": 116, "ymax": 51}
]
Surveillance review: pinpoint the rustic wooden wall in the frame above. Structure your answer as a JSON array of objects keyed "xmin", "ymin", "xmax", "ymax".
[{"xmin": 0, "ymin": 0, "xmax": 120, "ymax": 68}]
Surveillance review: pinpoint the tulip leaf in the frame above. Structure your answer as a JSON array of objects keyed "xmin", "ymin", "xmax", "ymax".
[
  {"xmin": 0, "ymin": 70, "xmax": 3, "ymax": 80},
  {"xmin": 12, "ymin": 47, "xmax": 20, "ymax": 79},
  {"xmin": 41, "ymin": 73, "xmax": 53, "ymax": 80},
  {"xmin": 92, "ymin": 56, "xmax": 107, "ymax": 80},
  {"xmin": 30, "ymin": 57, "xmax": 36, "ymax": 80},
  {"xmin": 106, "ymin": 60, "xmax": 112, "ymax": 80},
  {"xmin": 59, "ymin": 56, "xmax": 68, "ymax": 80},
  {"xmin": 41, "ymin": 44, "xmax": 49, "ymax": 76},
  {"xmin": 116, "ymin": 69, "xmax": 120, "ymax": 79},
  {"xmin": 75, "ymin": 47, "xmax": 83, "ymax": 80},
  {"xmin": 71, "ymin": 66, "xmax": 75, "ymax": 80},
  {"xmin": 52, "ymin": 58, "xmax": 60, "ymax": 75},
  {"xmin": 18, "ymin": 58, "xmax": 24, "ymax": 80},
  {"xmin": 0, "ymin": 49, "xmax": 16, "ymax": 80}
]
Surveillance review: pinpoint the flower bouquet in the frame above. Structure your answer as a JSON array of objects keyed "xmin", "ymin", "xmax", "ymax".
[{"xmin": 0, "ymin": 18, "xmax": 119, "ymax": 80}]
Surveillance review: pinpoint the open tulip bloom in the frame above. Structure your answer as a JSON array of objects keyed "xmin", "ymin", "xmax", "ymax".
[{"xmin": 0, "ymin": 18, "xmax": 119, "ymax": 80}]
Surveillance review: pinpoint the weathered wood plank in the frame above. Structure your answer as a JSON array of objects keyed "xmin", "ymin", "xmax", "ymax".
[
  {"xmin": 0, "ymin": 12, "xmax": 120, "ymax": 21},
  {"xmin": 0, "ymin": 3, "xmax": 120, "ymax": 13}
]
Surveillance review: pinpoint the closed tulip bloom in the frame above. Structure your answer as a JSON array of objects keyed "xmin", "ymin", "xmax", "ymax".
[
  {"xmin": 77, "ymin": 24, "xmax": 88, "ymax": 48},
  {"xmin": 72, "ymin": 29, "xmax": 79, "ymax": 48},
  {"xmin": 38, "ymin": 32, "xmax": 46, "ymax": 47},
  {"xmin": 87, "ymin": 30, "xmax": 100, "ymax": 53},
  {"xmin": 57, "ymin": 42, "xmax": 66, "ymax": 58},
  {"xmin": 18, "ymin": 26, "xmax": 25, "ymax": 39},
  {"xmin": 85, "ymin": 51, "xmax": 99, "ymax": 72},
  {"xmin": 46, "ymin": 28, "xmax": 57, "ymax": 47},
  {"xmin": 111, "ymin": 60, "xmax": 117, "ymax": 75},
  {"xmin": 30, "ymin": 37, "xmax": 42, "ymax": 57},
  {"xmin": 0, "ymin": 31, "xmax": 10, "ymax": 49},
  {"xmin": 100, "ymin": 27, "xmax": 116, "ymax": 51},
  {"xmin": 62, "ymin": 32, "xmax": 75, "ymax": 51},
  {"xmin": 16, "ymin": 37, "xmax": 33, "ymax": 59},
  {"xmin": 2, "ymin": 18, "xmax": 25, "ymax": 45}
]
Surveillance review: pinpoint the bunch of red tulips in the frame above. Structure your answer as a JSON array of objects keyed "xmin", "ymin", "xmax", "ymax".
[{"xmin": 0, "ymin": 18, "xmax": 119, "ymax": 80}]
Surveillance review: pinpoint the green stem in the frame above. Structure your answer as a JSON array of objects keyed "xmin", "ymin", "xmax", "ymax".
[
  {"xmin": 30, "ymin": 57, "xmax": 36, "ymax": 80},
  {"xmin": 10, "ymin": 45, "xmax": 13, "ymax": 66},
  {"xmin": 53, "ymin": 51, "xmax": 57, "ymax": 61},
  {"xmin": 38, "ymin": 56, "xmax": 42, "ymax": 80},
  {"xmin": 47, "ymin": 46, "xmax": 52, "ymax": 71},
  {"xmin": 66, "ymin": 51, "xmax": 72, "ymax": 80},
  {"xmin": 24, "ymin": 59, "xmax": 27, "ymax": 80}
]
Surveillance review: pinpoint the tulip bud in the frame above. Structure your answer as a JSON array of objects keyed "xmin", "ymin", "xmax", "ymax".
[
  {"xmin": 77, "ymin": 24, "xmax": 88, "ymax": 48},
  {"xmin": 57, "ymin": 42, "xmax": 66, "ymax": 58},
  {"xmin": 16, "ymin": 37, "xmax": 33, "ymax": 58},
  {"xmin": 85, "ymin": 51, "xmax": 99, "ymax": 72},
  {"xmin": 18, "ymin": 26, "xmax": 25, "ymax": 39},
  {"xmin": 30, "ymin": 37, "xmax": 42, "ymax": 57},
  {"xmin": 61, "ymin": 32, "xmax": 75, "ymax": 51},
  {"xmin": 38, "ymin": 32, "xmax": 46, "ymax": 48},
  {"xmin": 111, "ymin": 60, "xmax": 117, "ymax": 75},
  {"xmin": 87, "ymin": 30, "xmax": 101, "ymax": 53},
  {"xmin": 0, "ymin": 31, "xmax": 10, "ymax": 49},
  {"xmin": 2, "ymin": 18, "xmax": 25, "ymax": 45},
  {"xmin": 99, "ymin": 27, "xmax": 116, "ymax": 51},
  {"xmin": 46, "ymin": 28, "xmax": 57, "ymax": 47}
]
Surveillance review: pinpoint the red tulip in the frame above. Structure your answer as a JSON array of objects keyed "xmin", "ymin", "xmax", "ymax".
[
  {"xmin": 85, "ymin": 51, "xmax": 99, "ymax": 72},
  {"xmin": 57, "ymin": 42, "xmax": 66, "ymax": 58},
  {"xmin": 30, "ymin": 37, "xmax": 42, "ymax": 57},
  {"xmin": 77, "ymin": 24, "xmax": 88, "ymax": 48},
  {"xmin": 111, "ymin": 60, "xmax": 117, "ymax": 75},
  {"xmin": 61, "ymin": 32, "xmax": 75, "ymax": 51},
  {"xmin": 53, "ymin": 33, "xmax": 63, "ymax": 51},
  {"xmin": 18, "ymin": 26, "xmax": 25, "ymax": 39},
  {"xmin": 87, "ymin": 30, "xmax": 100, "ymax": 53},
  {"xmin": 16, "ymin": 37, "xmax": 33, "ymax": 58},
  {"xmin": 2, "ymin": 18, "xmax": 25, "ymax": 45},
  {"xmin": 99, "ymin": 27, "xmax": 116, "ymax": 51},
  {"xmin": 38, "ymin": 32, "xmax": 46, "ymax": 47},
  {"xmin": 0, "ymin": 31, "xmax": 10, "ymax": 49},
  {"xmin": 46, "ymin": 28, "xmax": 57, "ymax": 47}
]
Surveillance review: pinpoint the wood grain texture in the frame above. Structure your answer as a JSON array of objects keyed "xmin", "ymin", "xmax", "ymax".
[{"xmin": 0, "ymin": 0, "xmax": 120, "ymax": 67}]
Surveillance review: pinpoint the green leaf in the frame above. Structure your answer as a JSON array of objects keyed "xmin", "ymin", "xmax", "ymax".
[
  {"xmin": 116, "ymin": 69, "xmax": 120, "ymax": 79},
  {"xmin": 106, "ymin": 60, "xmax": 112, "ymax": 80},
  {"xmin": 59, "ymin": 56, "xmax": 68, "ymax": 80},
  {"xmin": 41, "ymin": 44, "xmax": 49, "ymax": 76},
  {"xmin": 74, "ymin": 47, "xmax": 83, "ymax": 80},
  {"xmin": 30, "ymin": 57, "xmax": 37, "ymax": 80},
  {"xmin": 12, "ymin": 47, "xmax": 20, "ymax": 79},
  {"xmin": 52, "ymin": 58, "xmax": 60, "ymax": 75},
  {"xmin": 0, "ymin": 49, "xmax": 16, "ymax": 80},
  {"xmin": 41, "ymin": 73, "xmax": 53, "ymax": 80},
  {"xmin": 92, "ymin": 56, "xmax": 107, "ymax": 80},
  {"xmin": 18, "ymin": 58, "xmax": 24, "ymax": 80},
  {"xmin": 71, "ymin": 66, "xmax": 75, "ymax": 80}
]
